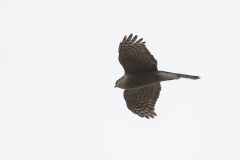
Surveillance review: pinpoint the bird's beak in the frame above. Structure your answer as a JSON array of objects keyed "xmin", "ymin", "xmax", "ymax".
[{"xmin": 114, "ymin": 85, "xmax": 117, "ymax": 88}]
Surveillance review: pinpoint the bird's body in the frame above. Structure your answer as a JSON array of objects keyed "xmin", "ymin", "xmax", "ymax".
[
  {"xmin": 115, "ymin": 34, "xmax": 200, "ymax": 119},
  {"xmin": 117, "ymin": 71, "xmax": 160, "ymax": 89},
  {"xmin": 117, "ymin": 71, "xmax": 199, "ymax": 90}
]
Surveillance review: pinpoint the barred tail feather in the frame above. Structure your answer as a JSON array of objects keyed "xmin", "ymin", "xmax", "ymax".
[{"xmin": 158, "ymin": 71, "xmax": 200, "ymax": 80}]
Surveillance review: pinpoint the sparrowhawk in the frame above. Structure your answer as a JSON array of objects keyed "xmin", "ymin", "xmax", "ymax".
[{"xmin": 115, "ymin": 34, "xmax": 200, "ymax": 119}]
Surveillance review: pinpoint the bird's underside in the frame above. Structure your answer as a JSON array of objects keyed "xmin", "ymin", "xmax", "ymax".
[{"xmin": 116, "ymin": 34, "xmax": 200, "ymax": 119}]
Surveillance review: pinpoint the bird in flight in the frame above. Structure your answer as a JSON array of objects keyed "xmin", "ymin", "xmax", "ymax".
[{"xmin": 115, "ymin": 34, "xmax": 200, "ymax": 119}]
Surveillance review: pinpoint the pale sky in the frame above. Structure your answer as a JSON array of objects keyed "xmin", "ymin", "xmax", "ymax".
[{"xmin": 0, "ymin": 0, "xmax": 240, "ymax": 160}]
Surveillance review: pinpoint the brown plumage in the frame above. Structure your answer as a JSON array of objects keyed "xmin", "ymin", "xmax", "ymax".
[{"xmin": 115, "ymin": 34, "xmax": 200, "ymax": 119}]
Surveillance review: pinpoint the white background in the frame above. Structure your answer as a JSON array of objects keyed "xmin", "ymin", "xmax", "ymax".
[{"xmin": 0, "ymin": 0, "xmax": 239, "ymax": 159}]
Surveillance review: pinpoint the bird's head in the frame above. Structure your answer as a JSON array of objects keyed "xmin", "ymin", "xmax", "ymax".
[{"xmin": 115, "ymin": 77, "xmax": 124, "ymax": 89}]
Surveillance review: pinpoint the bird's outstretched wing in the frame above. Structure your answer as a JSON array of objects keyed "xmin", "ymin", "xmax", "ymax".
[
  {"xmin": 118, "ymin": 34, "xmax": 158, "ymax": 73},
  {"xmin": 124, "ymin": 83, "xmax": 161, "ymax": 119}
]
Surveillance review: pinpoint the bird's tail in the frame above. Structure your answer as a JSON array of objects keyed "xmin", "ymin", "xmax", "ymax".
[{"xmin": 157, "ymin": 70, "xmax": 200, "ymax": 81}]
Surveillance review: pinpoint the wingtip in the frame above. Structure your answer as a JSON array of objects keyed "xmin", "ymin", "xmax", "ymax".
[
  {"xmin": 122, "ymin": 35, "xmax": 127, "ymax": 43},
  {"xmin": 126, "ymin": 34, "xmax": 133, "ymax": 42}
]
